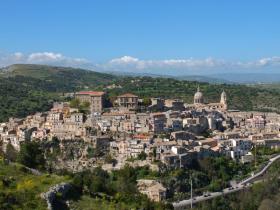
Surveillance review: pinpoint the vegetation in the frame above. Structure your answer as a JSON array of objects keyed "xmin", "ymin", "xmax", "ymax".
[
  {"xmin": 17, "ymin": 141, "xmax": 46, "ymax": 170},
  {"xmin": 159, "ymin": 156, "xmax": 253, "ymax": 201},
  {"xmin": 69, "ymin": 98, "xmax": 90, "ymax": 114},
  {"xmin": 68, "ymin": 165, "xmax": 171, "ymax": 209},
  {"xmin": 1, "ymin": 64, "xmax": 280, "ymax": 122},
  {"xmin": 0, "ymin": 157, "xmax": 69, "ymax": 210},
  {"xmin": 0, "ymin": 64, "xmax": 116, "ymax": 122},
  {"xmin": 194, "ymin": 160, "xmax": 280, "ymax": 210},
  {"xmin": 108, "ymin": 77, "xmax": 280, "ymax": 112}
]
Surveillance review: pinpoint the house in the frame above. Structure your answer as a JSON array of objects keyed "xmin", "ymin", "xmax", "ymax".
[
  {"xmin": 165, "ymin": 99, "xmax": 185, "ymax": 111},
  {"xmin": 75, "ymin": 91, "xmax": 106, "ymax": 113},
  {"xmin": 220, "ymin": 139, "xmax": 252, "ymax": 160},
  {"xmin": 149, "ymin": 113, "xmax": 166, "ymax": 134},
  {"xmin": 171, "ymin": 131, "xmax": 196, "ymax": 141},
  {"xmin": 116, "ymin": 93, "xmax": 138, "ymax": 110},
  {"xmin": 137, "ymin": 179, "xmax": 167, "ymax": 202}
]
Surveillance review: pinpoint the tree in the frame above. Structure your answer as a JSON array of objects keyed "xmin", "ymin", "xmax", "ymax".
[
  {"xmin": 69, "ymin": 98, "xmax": 80, "ymax": 108},
  {"xmin": 4, "ymin": 143, "xmax": 18, "ymax": 162},
  {"xmin": 79, "ymin": 101, "xmax": 91, "ymax": 114},
  {"xmin": 17, "ymin": 141, "xmax": 46, "ymax": 170},
  {"xmin": 142, "ymin": 97, "xmax": 152, "ymax": 106},
  {"xmin": 138, "ymin": 151, "xmax": 147, "ymax": 160}
]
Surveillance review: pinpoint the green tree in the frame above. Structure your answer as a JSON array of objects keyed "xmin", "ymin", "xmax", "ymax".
[
  {"xmin": 142, "ymin": 97, "xmax": 152, "ymax": 106},
  {"xmin": 17, "ymin": 141, "xmax": 46, "ymax": 170},
  {"xmin": 4, "ymin": 143, "xmax": 18, "ymax": 162},
  {"xmin": 70, "ymin": 98, "xmax": 80, "ymax": 108},
  {"xmin": 137, "ymin": 151, "xmax": 147, "ymax": 160}
]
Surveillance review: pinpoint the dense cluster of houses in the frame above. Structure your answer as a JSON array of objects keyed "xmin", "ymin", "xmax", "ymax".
[{"xmin": 1, "ymin": 88, "xmax": 280, "ymax": 201}]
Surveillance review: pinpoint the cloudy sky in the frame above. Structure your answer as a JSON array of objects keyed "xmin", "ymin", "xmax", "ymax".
[
  {"xmin": 1, "ymin": 52, "xmax": 280, "ymax": 75},
  {"xmin": 1, "ymin": 0, "xmax": 280, "ymax": 75}
]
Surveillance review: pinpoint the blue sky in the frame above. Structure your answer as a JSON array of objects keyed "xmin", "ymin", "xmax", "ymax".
[{"xmin": 1, "ymin": 0, "xmax": 280, "ymax": 75}]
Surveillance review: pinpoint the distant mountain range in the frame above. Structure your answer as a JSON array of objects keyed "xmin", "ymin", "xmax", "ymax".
[
  {"xmin": 105, "ymin": 70, "xmax": 280, "ymax": 84},
  {"xmin": 207, "ymin": 73, "xmax": 280, "ymax": 84},
  {"xmin": 2, "ymin": 64, "xmax": 280, "ymax": 85}
]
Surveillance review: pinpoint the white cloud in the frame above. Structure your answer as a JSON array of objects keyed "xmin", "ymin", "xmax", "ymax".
[
  {"xmin": 255, "ymin": 57, "xmax": 280, "ymax": 66},
  {"xmin": 104, "ymin": 56, "xmax": 280, "ymax": 74},
  {"xmin": 27, "ymin": 52, "xmax": 64, "ymax": 63},
  {"xmin": 1, "ymin": 52, "xmax": 280, "ymax": 75},
  {"xmin": 0, "ymin": 51, "xmax": 91, "ymax": 68},
  {"xmin": 110, "ymin": 55, "xmax": 139, "ymax": 64},
  {"xmin": 105, "ymin": 56, "xmax": 228, "ymax": 72}
]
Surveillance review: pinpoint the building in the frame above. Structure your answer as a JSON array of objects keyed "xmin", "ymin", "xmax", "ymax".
[
  {"xmin": 149, "ymin": 113, "xmax": 167, "ymax": 133},
  {"xmin": 165, "ymin": 99, "xmax": 185, "ymax": 111},
  {"xmin": 137, "ymin": 179, "xmax": 166, "ymax": 202},
  {"xmin": 75, "ymin": 91, "xmax": 106, "ymax": 113},
  {"xmin": 186, "ymin": 86, "xmax": 227, "ymax": 111},
  {"xmin": 194, "ymin": 86, "xmax": 204, "ymax": 104},
  {"xmin": 220, "ymin": 139, "xmax": 252, "ymax": 160},
  {"xmin": 116, "ymin": 93, "xmax": 138, "ymax": 110}
]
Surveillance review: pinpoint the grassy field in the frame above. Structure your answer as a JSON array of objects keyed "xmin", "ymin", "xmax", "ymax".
[
  {"xmin": 0, "ymin": 158, "xmax": 70, "ymax": 210},
  {"xmin": 69, "ymin": 195, "xmax": 166, "ymax": 210}
]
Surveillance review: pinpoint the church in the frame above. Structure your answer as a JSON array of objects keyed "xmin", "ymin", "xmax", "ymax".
[{"xmin": 186, "ymin": 86, "xmax": 227, "ymax": 111}]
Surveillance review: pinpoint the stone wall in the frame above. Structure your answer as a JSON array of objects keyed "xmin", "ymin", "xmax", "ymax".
[{"xmin": 41, "ymin": 182, "xmax": 71, "ymax": 210}]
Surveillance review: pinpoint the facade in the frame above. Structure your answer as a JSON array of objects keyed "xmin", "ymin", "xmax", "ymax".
[
  {"xmin": 116, "ymin": 93, "xmax": 139, "ymax": 110},
  {"xmin": 75, "ymin": 91, "xmax": 106, "ymax": 113},
  {"xmin": 165, "ymin": 99, "xmax": 185, "ymax": 111},
  {"xmin": 137, "ymin": 180, "xmax": 167, "ymax": 202},
  {"xmin": 186, "ymin": 87, "xmax": 227, "ymax": 111},
  {"xmin": 149, "ymin": 113, "xmax": 167, "ymax": 133}
]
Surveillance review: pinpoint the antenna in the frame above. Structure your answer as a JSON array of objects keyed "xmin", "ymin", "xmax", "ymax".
[{"xmin": 190, "ymin": 175, "xmax": 193, "ymax": 209}]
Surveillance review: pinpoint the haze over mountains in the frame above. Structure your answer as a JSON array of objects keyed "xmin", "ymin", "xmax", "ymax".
[
  {"xmin": 104, "ymin": 70, "xmax": 280, "ymax": 84},
  {"xmin": 2, "ymin": 62, "xmax": 280, "ymax": 84}
]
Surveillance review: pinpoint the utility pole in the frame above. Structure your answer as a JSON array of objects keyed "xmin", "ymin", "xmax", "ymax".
[
  {"xmin": 190, "ymin": 176, "xmax": 193, "ymax": 209},
  {"xmin": 254, "ymin": 142, "xmax": 257, "ymax": 168}
]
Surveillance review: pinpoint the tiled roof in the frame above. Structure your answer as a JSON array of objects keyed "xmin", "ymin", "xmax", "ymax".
[
  {"xmin": 76, "ymin": 91, "xmax": 105, "ymax": 96},
  {"xmin": 118, "ymin": 93, "xmax": 138, "ymax": 98}
]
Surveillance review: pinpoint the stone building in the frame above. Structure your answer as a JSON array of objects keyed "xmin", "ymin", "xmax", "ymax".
[
  {"xmin": 75, "ymin": 91, "xmax": 106, "ymax": 113},
  {"xmin": 137, "ymin": 179, "xmax": 167, "ymax": 202},
  {"xmin": 116, "ymin": 93, "xmax": 139, "ymax": 110},
  {"xmin": 186, "ymin": 86, "xmax": 227, "ymax": 111}
]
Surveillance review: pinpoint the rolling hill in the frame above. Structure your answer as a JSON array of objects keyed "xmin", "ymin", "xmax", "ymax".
[
  {"xmin": 0, "ymin": 64, "xmax": 280, "ymax": 122},
  {"xmin": 0, "ymin": 64, "xmax": 117, "ymax": 91}
]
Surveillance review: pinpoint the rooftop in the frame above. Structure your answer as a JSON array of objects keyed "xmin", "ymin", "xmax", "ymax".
[
  {"xmin": 76, "ymin": 91, "xmax": 105, "ymax": 96},
  {"xmin": 117, "ymin": 93, "xmax": 138, "ymax": 98}
]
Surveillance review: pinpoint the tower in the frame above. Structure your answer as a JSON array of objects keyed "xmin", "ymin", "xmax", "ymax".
[{"xmin": 220, "ymin": 90, "xmax": 227, "ymax": 110}]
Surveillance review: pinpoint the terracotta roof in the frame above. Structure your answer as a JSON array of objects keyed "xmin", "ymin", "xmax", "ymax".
[
  {"xmin": 150, "ymin": 112, "xmax": 165, "ymax": 117},
  {"xmin": 102, "ymin": 111, "xmax": 135, "ymax": 116},
  {"xmin": 118, "ymin": 93, "xmax": 138, "ymax": 98},
  {"xmin": 76, "ymin": 91, "xmax": 105, "ymax": 96}
]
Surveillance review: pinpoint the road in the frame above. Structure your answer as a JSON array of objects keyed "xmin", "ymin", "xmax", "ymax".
[{"xmin": 173, "ymin": 154, "xmax": 280, "ymax": 209}]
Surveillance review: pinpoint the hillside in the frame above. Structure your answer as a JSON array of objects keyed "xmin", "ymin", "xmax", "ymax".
[
  {"xmin": 194, "ymin": 160, "xmax": 280, "ymax": 210},
  {"xmin": 107, "ymin": 77, "xmax": 280, "ymax": 112},
  {"xmin": 0, "ymin": 64, "xmax": 117, "ymax": 122},
  {"xmin": 0, "ymin": 159, "xmax": 69, "ymax": 210},
  {"xmin": 0, "ymin": 64, "xmax": 280, "ymax": 122},
  {"xmin": 0, "ymin": 64, "xmax": 117, "ymax": 91}
]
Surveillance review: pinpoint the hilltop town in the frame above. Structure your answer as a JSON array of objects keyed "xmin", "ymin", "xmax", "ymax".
[{"xmin": 1, "ymin": 86, "xmax": 280, "ymax": 204}]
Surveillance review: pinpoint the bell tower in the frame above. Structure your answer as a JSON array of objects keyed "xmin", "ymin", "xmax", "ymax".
[{"xmin": 220, "ymin": 90, "xmax": 227, "ymax": 110}]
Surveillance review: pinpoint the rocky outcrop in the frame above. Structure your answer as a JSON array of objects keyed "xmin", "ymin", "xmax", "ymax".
[{"xmin": 41, "ymin": 182, "xmax": 71, "ymax": 210}]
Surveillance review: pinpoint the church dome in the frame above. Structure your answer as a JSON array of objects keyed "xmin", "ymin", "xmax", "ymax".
[
  {"xmin": 194, "ymin": 86, "xmax": 204, "ymax": 104},
  {"xmin": 194, "ymin": 91, "xmax": 203, "ymax": 100}
]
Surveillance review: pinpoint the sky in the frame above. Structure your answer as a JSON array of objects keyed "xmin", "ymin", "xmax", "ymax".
[{"xmin": 0, "ymin": 0, "xmax": 280, "ymax": 75}]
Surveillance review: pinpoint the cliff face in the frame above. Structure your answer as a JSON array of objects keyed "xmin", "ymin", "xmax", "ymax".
[{"xmin": 41, "ymin": 182, "xmax": 71, "ymax": 210}]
